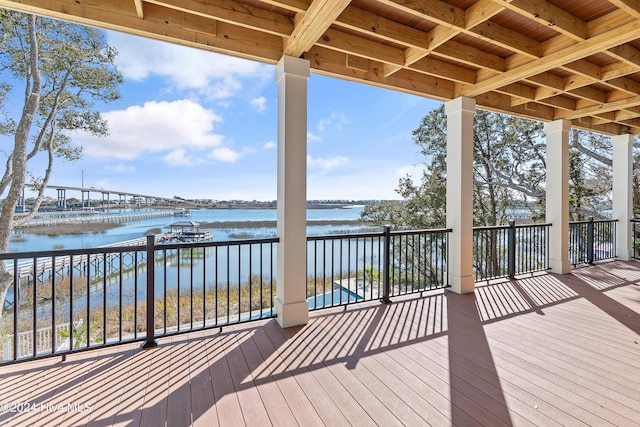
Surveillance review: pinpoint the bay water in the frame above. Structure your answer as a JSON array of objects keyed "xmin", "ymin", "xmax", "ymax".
[{"xmin": 8, "ymin": 205, "xmax": 369, "ymax": 253}]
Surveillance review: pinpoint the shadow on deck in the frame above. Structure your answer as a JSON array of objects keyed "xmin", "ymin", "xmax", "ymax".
[{"xmin": 1, "ymin": 261, "xmax": 639, "ymax": 426}]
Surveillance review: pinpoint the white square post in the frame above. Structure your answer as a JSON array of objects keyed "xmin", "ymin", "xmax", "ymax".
[
  {"xmin": 612, "ymin": 133, "xmax": 634, "ymax": 261},
  {"xmin": 445, "ymin": 97, "xmax": 476, "ymax": 294},
  {"xmin": 274, "ymin": 55, "xmax": 310, "ymax": 328},
  {"xmin": 545, "ymin": 119, "xmax": 571, "ymax": 274}
]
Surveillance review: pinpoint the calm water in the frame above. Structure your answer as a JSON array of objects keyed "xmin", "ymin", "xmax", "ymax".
[{"xmin": 9, "ymin": 206, "xmax": 368, "ymax": 253}]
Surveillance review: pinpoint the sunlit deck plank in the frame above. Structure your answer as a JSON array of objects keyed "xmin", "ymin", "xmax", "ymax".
[
  {"xmin": 232, "ymin": 324, "xmax": 299, "ymax": 427},
  {"xmin": 165, "ymin": 335, "xmax": 195, "ymax": 427},
  {"xmin": 1, "ymin": 261, "xmax": 640, "ymax": 426},
  {"xmin": 131, "ymin": 345, "xmax": 169, "ymax": 427},
  {"xmin": 221, "ymin": 327, "xmax": 271, "ymax": 426},
  {"xmin": 82, "ymin": 344, "xmax": 141, "ymax": 427},
  {"xmin": 61, "ymin": 345, "xmax": 138, "ymax": 427},
  {"xmin": 187, "ymin": 331, "xmax": 219, "ymax": 427},
  {"xmin": 204, "ymin": 330, "xmax": 245, "ymax": 427},
  {"xmin": 251, "ymin": 322, "xmax": 325, "ymax": 426}
]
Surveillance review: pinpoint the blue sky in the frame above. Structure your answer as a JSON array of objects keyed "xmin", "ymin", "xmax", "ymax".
[{"xmin": 22, "ymin": 30, "xmax": 443, "ymax": 201}]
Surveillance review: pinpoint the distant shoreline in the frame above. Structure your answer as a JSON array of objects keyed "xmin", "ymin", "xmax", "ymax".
[{"xmin": 199, "ymin": 219, "xmax": 364, "ymax": 229}]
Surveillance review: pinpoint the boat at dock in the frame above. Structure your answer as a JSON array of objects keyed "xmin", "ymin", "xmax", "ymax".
[{"xmin": 159, "ymin": 220, "xmax": 213, "ymax": 243}]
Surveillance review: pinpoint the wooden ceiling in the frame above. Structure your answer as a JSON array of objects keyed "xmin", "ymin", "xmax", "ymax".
[{"xmin": 2, "ymin": 0, "xmax": 640, "ymax": 135}]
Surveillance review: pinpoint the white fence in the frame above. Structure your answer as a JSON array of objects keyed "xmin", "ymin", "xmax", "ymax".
[{"xmin": 1, "ymin": 320, "xmax": 80, "ymax": 360}]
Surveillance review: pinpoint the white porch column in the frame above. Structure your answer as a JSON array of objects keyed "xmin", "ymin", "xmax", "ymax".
[
  {"xmin": 545, "ymin": 119, "xmax": 571, "ymax": 274},
  {"xmin": 274, "ymin": 55, "xmax": 310, "ymax": 328},
  {"xmin": 612, "ymin": 133, "xmax": 633, "ymax": 261},
  {"xmin": 445, "ymin": 97, "xmax": 475, "ymax": 294}
]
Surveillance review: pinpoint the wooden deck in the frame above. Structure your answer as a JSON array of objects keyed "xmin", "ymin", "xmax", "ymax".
[{"xmin": 1, "ymin": 261, "xmax": 639, "ymax": 426}]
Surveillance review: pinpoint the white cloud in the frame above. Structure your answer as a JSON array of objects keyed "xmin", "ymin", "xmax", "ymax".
[
  {"xmin": 263, "ymin": 141, "xmax": 276, "ymax": 150},
  {"xmin": 162, "ymin": 148, "xmax": 200, "ymax": 166},
  {"xmin": 107, "ymin": 31, "xmax": 271, "ymax": 98},
  {"xmin": 317, "ymin": 118, "xmax": 331, "ymax": 132},
  {"xmin": 250, "ymin": 97, "xmax": 267, "ymax": 112},
  {"xmin": 209, "ymin": 147, "xmax": 242, "ymax": 162},
  {"xmin": 316, "ymin": 112, "xmax": 350, "ymax": 132},
  {"xmin": 73, "ymin": 99, "xmax": 225, "ymax": 160},
  {"xmin": 307, "ymin": 155, "xmax": 349, "ymax": 170},
  {"xmin": 307, "ymin": 132, "xmax": 322, "ymax": 143}
]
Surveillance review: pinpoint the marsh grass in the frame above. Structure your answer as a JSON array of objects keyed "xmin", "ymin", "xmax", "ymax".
[{"xmin": 2, "ymin": 267, "xmax": 385, "ymax": 356}]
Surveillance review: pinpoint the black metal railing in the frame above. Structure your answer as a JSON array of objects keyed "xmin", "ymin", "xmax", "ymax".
[
  {"xmin": 0, "ymin": 236, "xmax": 278, "ymax": 364},
  {"xmin": 569, "ymin": 218, "xmax": 617, "ymax": 266},
  {"xmin": 306, "ymin": 227, "xmax": 451, "ymax": 310},
  {"xmin": 473, "ymin": 222, "xmax": 551, "ymax": 281},
  {"xmin": 2, "ymin": 217, "xmax": 620, "ymax": 364},
  {"xmin": 632, "ymin": 219, "xmax": 640, "ymax": 260}
]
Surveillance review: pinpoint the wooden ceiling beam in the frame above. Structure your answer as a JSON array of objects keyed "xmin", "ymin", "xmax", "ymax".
[
  {"xmin": 559, "ymin": 93, "xmax": 640, "ymax": 120},
  {"xmin": 458, "ymin": 19, "xmax": 640, "ymax": 97},
  {"xmin": 469, "ymin": 21, "xmax": 541, "ymax": 58},
  {"xmin": 607, "ymin": 0, "xmax": 640, "ymax": 19},
  {"xmin": 497, "ymin": 0, "xmax": 587, "ymax": 41},
  {"xmin": 465, "ymin": 0, "xmax": 507, "ymax": 29},
  {"xmin": 434, "ymin": 42, "xmax": 505, "ymax": 72},
  {"xmin": 0, "ymin": 0, "xmax": 284, "ymax": 62},
  {"xmin": 147, "ymin": 0, "xmax": 293, "ymax": 37},
  {"xmin": 499, "ymin": 85, "xmax": 576, "ymax": 111},
  {"xmin": 601, "ymin": 62, "xmax": 638, "ymax": 80},
  {"xmin": 591, "ymin": 113, "xmax": 617, "ymax": 125},
  {"xmin": 335, "ymin": 5, "xmax": 428, "ymax": 47},
  {"xmin": 133, "ymin": 0, "xmax": 143, "ymax": 19},
  {"xmin": 376, "ymin": 0, "xmax": 465, "ymax": 28},
  {"xmin": 511, "ymin": 86, "xmax": 564, "ymax": 106},
  {"xmin": 410, "ymin": 57, "xmax": 476, "ymax": 84},
  {"xmin": 570, "ymin": 117, "xmax": 627, "ymax": 135},
  {"xmin": 259, "ymin": 0, "xmax": 310, "ymax": 14},
  {"xmin": 283, "ymin": 0, "xmax": 351, "ymax": 57},
  {"xmin": 301, "ymin": 45, "xmax": 455, "ymax": 100},
  {"xmin": 607, "ymin": 44, "xmax": 640, "ymax": 68},
  {"xmin": 474, "ymin": 91, "xmax": 555, "ymax": 121},
  {"xmin": 316, "ymin": 28, "xmax": 404, "ymax": 66}
]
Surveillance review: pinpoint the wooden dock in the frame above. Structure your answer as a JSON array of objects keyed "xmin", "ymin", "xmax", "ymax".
[{"xmin": 15, "ymin": 210, "xmax": 175, "ymax": 228}]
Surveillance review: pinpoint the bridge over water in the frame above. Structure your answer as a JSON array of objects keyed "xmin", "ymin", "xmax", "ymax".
[{"xmin": 17, "ymin": 184, "xmax": 191, "ymax": 212}]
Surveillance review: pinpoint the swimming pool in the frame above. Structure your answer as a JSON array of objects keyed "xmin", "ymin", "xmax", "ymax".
[{"xmin": 307, "ymin": 288, "xmax": 362, "ymax": 310}]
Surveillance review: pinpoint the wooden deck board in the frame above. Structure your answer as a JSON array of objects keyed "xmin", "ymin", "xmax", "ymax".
[
  {"xmin": 187, "ymin": 332, "xmax": 220, "ymax": 427},
  {"xmin": 1, "ymin": 261, "xmax": 640, "ymax": 426},
  {"xmin": 232, "ymin": 325, "xmax": 299, "ymax": 427}
]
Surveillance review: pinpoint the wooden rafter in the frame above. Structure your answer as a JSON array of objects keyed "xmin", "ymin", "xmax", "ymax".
[
  {"xmin": 1, "ymin": 0, "xmax": 640, "ymax": 134},
  {"xmin": 283, "ymin": 0, "xmax": 351, "ymax": 57},
  {"xmin": 458, "ymin": 19, "xmax": 640, "ymax": 98},
  {"xmin": 133, "ymin": 0, "xmax": 143, "ymax": 19}
]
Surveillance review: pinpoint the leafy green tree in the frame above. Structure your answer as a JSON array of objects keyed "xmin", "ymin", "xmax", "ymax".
[
  {"xmin": 361, "ymin": 106, "xmax": 546, "ymax": 228},
  {"xmin": 0, "ymin": 10, "xmax": 122, "ymax": 317},
  {"xmin": 568, "ymin": 129, "xmax": 613, "ymax": 220}
]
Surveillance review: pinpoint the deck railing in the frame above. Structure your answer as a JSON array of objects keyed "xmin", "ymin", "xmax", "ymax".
[
  {"xmin": 473, "ymin": 222, "xmax": 551, "ymax": 281},
  {"xmin": 4, "ymin": 218, "xmax": 619, "ymax": 364},
  {"xmin": 569, "ymin": 218, "xmax": 617, "ymax": 266},
  {"xmin": 0, "ymin": 236, "xmax": 278, "ymax": 363},
  {"xmin": 306, "ymin": 227, "xmax": 451, "ymax": 310},
  {"xmin": 631, "ymin": 219, "xmax": 640, "ymax": 260}
]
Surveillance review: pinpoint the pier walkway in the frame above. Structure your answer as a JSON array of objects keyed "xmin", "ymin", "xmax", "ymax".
[{"xmin": 16, "ymin": 210, "xmax": 178, "ymax": 228}]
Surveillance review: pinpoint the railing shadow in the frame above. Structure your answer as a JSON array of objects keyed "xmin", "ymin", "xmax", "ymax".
[{"xmin": 2, "ymin": 262, "xmax": 639, "ymax": 426}]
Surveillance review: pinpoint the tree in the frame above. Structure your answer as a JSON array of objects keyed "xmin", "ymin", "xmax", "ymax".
[
  {"xmin": 361, "ymin": 106, "xmax": 546, "ymax": 228},
  {"xmin": 568, "ymin": 129, "xmax": 614, "ymax": 220},
  {"xmin": 0, "ymin": 10, "xmax": 122, "ymax": 317}
]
